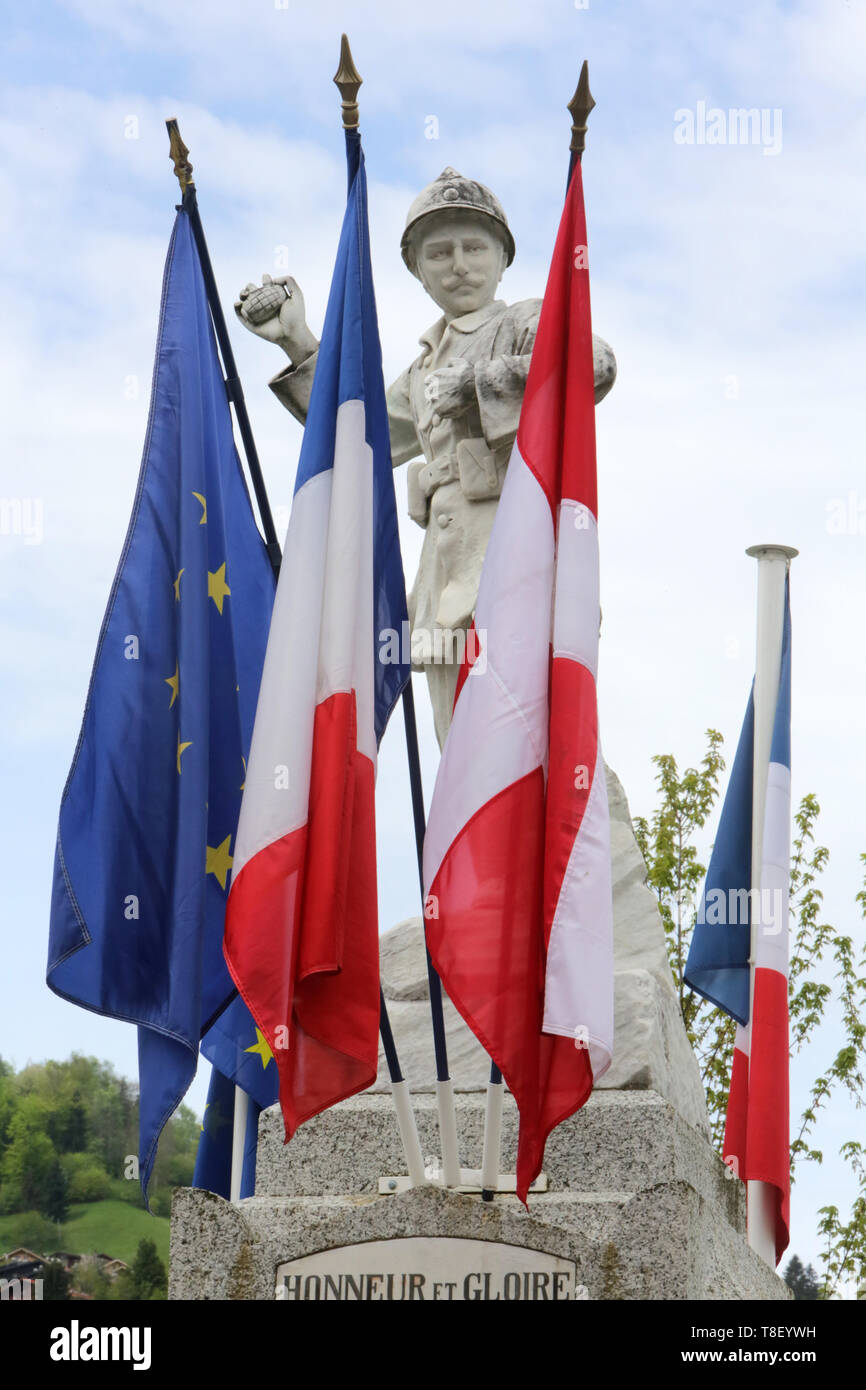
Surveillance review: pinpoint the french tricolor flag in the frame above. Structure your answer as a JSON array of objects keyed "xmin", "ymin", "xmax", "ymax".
[
  {"xmin": 685, "ymin": 581, "xmax": 792, "ymax": 1264},
  {"xmin": 423, "ymin": 153, "xmax": 614, "ymax": 1203},
  {"xmin": 223, "ymin": 127, "xmax": 409, "ymax": 1140}
]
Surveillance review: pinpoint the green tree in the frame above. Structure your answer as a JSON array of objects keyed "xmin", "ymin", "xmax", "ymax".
[
  {"xmin": 41, "ymin": 1259, "xmax": 71, "ymax": 1301},
  {"xmin": 61, "ymin": 1152, "xmax": 110, "ymax": 1203},
  {"xmin": 0, "ymin": 1056, "xmax": 198, "ymax": 1224},
  {"xmin": 68, "ymin": 1258, "xmax": 111, "ymax": 1300},
  {"xmin": 41, "ymin": 1158, "xmax": 70, "ymax": 1227},
  {"xmin": 0, "ymin": 1106, "xmax": 58, "ymax": 1214},
  {"xmin": 783, "ymin": 1254, "xmax": 822, "ymax": 1300},
  {"xmin": 148, "ymin": 1189, "xmax": 173, "ymax": 1219},
  {"xmin": 0, "ymin": 1057, "xmax": 15, "ymax": 1157},
  {"xmin": 816, "ymin": 1141, "xmax": 866, "ymax": 1299},
  {"xmin": 633, "ymin": 730, "xmax": 725, "ymax": 1026},
  {"xmin": 61, "ymin": 1092, "xmax": 89, "ymax": 1152},
  {"xmin": 129, "ymin": 1238, "xmax": 167, "ymax": 1300},
  {"xmin": 108, "ymin": 1268, "xmax": 136, "ymax": 1300},
  {"xmin": 635, "ymin": 730, "xmax": 866, "ymax": 1299},
  {"xmin": 1, "ymin": 1210, "xmax": 57, "ymax": 1255}
]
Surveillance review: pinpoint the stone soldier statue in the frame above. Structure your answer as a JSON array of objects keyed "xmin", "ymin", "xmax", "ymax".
[
  {"xmin": 236, "ymin": 168, "xmax": 616, "ymax": 746},
  {"xmin": 229, "ymin": 166, "xmax": 715, "ymax": 1174}
]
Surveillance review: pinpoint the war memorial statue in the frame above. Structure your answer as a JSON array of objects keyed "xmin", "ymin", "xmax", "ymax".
[
  {"xmin": 235, "ymin": 167, "xmax": 616, "ymax": 746},
  {"xmin": 170, "ymin": 124, "xmax": 789, "ymax": 1301}
]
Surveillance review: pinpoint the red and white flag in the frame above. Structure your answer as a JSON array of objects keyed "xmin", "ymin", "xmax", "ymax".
[{"xmin": 423, "ymin": 158, "xmax": 614, "ymax": 1201}]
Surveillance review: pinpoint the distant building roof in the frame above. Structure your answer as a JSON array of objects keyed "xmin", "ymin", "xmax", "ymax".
[
  {"xmin": 0, "ymin": 1259, "xmax": 44, "ymax": 1282},
  {"xmin": 2, "ymin": 1248, "xmax": 44, "ymax": 1264}
]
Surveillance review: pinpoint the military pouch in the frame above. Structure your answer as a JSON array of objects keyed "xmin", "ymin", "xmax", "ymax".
[
  {"xmin": 456, "ymin": 438, "xmax": 502, "ymax": 500},
  {"xmin": 407, "ymin": 459, "xmax": 430, "ymax": 527}
]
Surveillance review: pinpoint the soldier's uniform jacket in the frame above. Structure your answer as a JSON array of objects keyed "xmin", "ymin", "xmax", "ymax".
[
  {"xmin": 270, "ymin": 296, "xmax": 540, "ymax": 657},
  {"xmin": 270, "ymin": 303, "xmax": 614, "ymax": 666}
]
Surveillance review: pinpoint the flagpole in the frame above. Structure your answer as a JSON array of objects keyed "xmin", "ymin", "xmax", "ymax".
[
  {"xmin": 333, "ymin": 35, "xmax": 431, "ymax": 1190},
  {"xmin": 745, "ymin": 542, "xmax": 797, "ymax": 1264},
  {"xmin": 229, "ymin": 1085, "xmax": 249, "ymax": 1204},
  {"xmin": 402, "ymin": 678, "xmax": 461, "ymax": 1188},
  {"xmin": 379, "ymin": 986, "xmax": 427, "ymax": 1187},
  {"xmin": 166, "ymin": 120, "xmax": 283, "ymax": 581},
  {"xmin": 480, "ymin": 1065, "xmax": 503, "ymax": 1200},
  {"xmin": 331, "ymin": 32, "xmax": 460, "ymax": 1189},
  {"xmin": 479, "ymin": 59, "xmax": 598, "ymax": 1205}
]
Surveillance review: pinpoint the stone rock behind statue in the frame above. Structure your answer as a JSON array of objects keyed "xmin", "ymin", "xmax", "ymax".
[{"xmin": 374, "ymin": 764, "xmax": 709, "ymax": 1137}]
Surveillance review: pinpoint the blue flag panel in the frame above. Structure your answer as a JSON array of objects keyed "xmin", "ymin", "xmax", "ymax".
[
  {"xmin": 48, "ymin": 210, "xmax": 275, "ymax": 1202},
  {"xmin": 296, "ymin": 128, "xmax": 410, "ymax": 744},
  {"xmin": 684, "ymin": 582, "xmax": 791, "ymax": 1026},
  {"xmin": 194, "ymin": 992, "xmax": 279, "ymax": 1198}
]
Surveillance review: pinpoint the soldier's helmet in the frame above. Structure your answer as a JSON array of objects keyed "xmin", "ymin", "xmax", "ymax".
[{"xmin": 401, "ymin": 167, "xmax": 515, "ymax": 276}]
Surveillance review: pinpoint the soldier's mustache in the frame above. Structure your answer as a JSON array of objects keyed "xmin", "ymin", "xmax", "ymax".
[{"xmin": 442, "ymin": 274, "xmax": 485, "ymax": 290}]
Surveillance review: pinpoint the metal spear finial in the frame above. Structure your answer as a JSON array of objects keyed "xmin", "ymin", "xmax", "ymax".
[
  {"xmin": 333, "ymin": 33, "xmax": 362, "ymax": 129},
  {"xmin": 166, "ymin": 118, "xmax": 195, "ymax": 194},
  {"xmin": 567, "ymin": 60, "xmax": 595, "ymax": 160}
]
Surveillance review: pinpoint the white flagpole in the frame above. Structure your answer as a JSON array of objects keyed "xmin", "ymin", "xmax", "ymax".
[
  {"xmin": 390, "ymin": 1079, "xmax": 427, "ymax": 1188},
  {"xmin": 378, "ymin": 986, "xmax": 428, "ymax": 1188},
  {"xmin": 745, "ymin": 542, "xmax": 797, "ymax": 1264},
  {"xmin": 229, "ymin": 1084, "xmax": 249, "ymax": 1205},
  {"xmin": 480, "ymin": 1064, "xmax": 504, "ymax": 1200}
]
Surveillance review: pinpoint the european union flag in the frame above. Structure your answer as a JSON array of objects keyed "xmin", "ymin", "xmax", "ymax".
[
  {"xmin": 194, "ymin": 994, "xmax": 279, "ymax": 1199},
  {"xmin": 47, "ymin": 209, "xmax": 276, "ymax": 1202}
]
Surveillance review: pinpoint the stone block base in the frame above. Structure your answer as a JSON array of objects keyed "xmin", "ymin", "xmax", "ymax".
[{"xmin": 170, "ymin": 1090, "xmax": 789, "ymax": 1301}]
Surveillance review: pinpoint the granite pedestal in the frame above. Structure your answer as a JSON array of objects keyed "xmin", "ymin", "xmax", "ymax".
[
  {"xmin": 170, "ymin": 1090, "xmax": 788, "ymax": 1300},
  {"xmin": 169, "ymin": 769, "xmax": 790, "ymax": 1301}
]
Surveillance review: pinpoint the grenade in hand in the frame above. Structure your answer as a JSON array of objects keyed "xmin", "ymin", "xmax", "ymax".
[{"xmin": 244, "ymin": 282, "xmax": 290, "ymax": 326}]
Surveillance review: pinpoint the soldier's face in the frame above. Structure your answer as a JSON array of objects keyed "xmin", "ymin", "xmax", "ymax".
[{"xmin": 416, "ymin": 216, "xmax": 506, "ymax": 320}]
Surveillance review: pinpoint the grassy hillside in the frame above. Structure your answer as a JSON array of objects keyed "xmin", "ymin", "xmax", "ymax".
[{"xmin": 0, "ymin": 1200, "xmax": 170, "ymax": 1267}]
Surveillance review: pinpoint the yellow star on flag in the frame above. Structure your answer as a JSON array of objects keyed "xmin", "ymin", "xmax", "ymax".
[
  {"xmin": 205, "ymin": 834, "xmax": 233, "ymax": 891},
  {"xmin": 165, "ymin": 662, "xmax": 179, "ymax": 708},
  {"xmin": 192, "ymin": 491, "xmax": 207, "ymax": 524},
  {"xmin": 208, "ymin": 562, "xmax": 231, "ymax": 615},
  {"xmin": 173, "ymin": 567, "xmax": 184, "ymax": 601},
  {"xmin": 245, "ymin": 1028, "xmax": 274, "ymax": 1070},
  {"xmin": 240, "ymin": 755, "xmax": 246, "ymax": 792},
  {"xmin": 176, "ymin": 735, "xmax": 192, "ymax": 774}
]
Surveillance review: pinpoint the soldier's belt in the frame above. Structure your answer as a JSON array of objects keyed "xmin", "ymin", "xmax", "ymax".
[{"xmin": 407, "ymin": 439, "xmax": 503, "ymax": 526}]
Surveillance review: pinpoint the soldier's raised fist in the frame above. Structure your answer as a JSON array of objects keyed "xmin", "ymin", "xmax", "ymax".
[{"xmin": 234, "ymin": 274, "xmax": 318, "ymax": 364}]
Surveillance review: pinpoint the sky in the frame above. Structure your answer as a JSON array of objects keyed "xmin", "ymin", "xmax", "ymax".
[{"xmin": 1, "ymin": 0, "xmax": 864, "ymax": 1284}]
